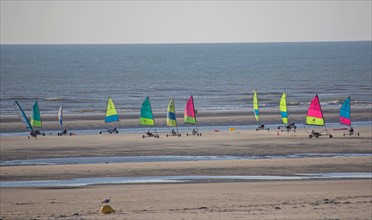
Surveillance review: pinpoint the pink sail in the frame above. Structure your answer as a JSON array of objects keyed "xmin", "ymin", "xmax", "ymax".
[
  {"xmin": 306, "ymin": 94, "xmax": 325, "ymax": 126},
  {"xmin": 307, "ymin": 95, "xmax": 323, "ymax": 118},
  {"xmin": 184, "ymin": 95, "xmax": 196, "ymax": 124}
]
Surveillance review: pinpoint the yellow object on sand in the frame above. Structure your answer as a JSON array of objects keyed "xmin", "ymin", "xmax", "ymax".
[
  {"xmin": 101, "ymin": 205, "xmax": 115, "ymax": 214},
  {"xmin": 229, "ymin": 127, "xmax": 236, "ymax": 131}
]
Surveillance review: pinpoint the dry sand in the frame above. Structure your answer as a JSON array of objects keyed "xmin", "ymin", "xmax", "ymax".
[
  {"xmin": 1, "ymin": 180, "xmax": 371, "ymax": 220},
  {"xmin": 0, "ymin": 115, "xmax": 371, "ymax": 219}
]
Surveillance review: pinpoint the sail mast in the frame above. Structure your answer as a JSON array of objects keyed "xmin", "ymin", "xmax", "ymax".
[
  {"xmin": 191, "ymin": 95, "xmax": 198, "ymax": 130},
  {"xmin": 191, "ymin": 95, "xmax": 196, "ymax": 123},
  {"xmin": 149, "ymin": 97, "xmax": 157, "ymax": 134}
]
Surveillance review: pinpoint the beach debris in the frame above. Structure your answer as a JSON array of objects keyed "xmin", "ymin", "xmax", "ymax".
[
  {"xmin": 213, "ymin": 129, "xmax": 220, "ymax": 132},
  {"xmin": 101, "ymin": 196, "xmax": 110, "ymax": 204},
  {"xmin": 229, "ymin": 127, "xmax": 236, "ymax": 131},
  {"xmin": 101, "ymin": 205, "xmax": 116, "ymax": 214}
]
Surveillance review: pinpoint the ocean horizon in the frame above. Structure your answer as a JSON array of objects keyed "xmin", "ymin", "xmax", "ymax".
[{"xmin": 1, "ymin": 41, "xmax": 371, "ymax": 115}]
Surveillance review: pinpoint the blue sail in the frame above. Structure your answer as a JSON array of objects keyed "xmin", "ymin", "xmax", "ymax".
[{"xmin": 14, "ymin": 101, "xmax": 33, "ymax": 131}]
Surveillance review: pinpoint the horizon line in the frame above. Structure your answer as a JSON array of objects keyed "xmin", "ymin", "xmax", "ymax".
[{"xmin": 1, "ymin": 40, "xmax": 371, "ymax": 46}]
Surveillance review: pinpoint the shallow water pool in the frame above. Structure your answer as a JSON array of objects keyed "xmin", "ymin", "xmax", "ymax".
[
  {"xmin": 1, "ymin": 173, "xmax": 371, "ymax": 188},
  {"xmin": 1, "ymin": 153, "xmax": 371, "ymax": 166}
]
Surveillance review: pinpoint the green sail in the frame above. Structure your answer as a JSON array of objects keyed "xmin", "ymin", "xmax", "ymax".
[
  {"xmin": 31, "ymin": 101, "xmax": 42, "ymax": 128},
  {"xmin": 140, "ymin": 96, "xmax": 155, "ymax": 126}
]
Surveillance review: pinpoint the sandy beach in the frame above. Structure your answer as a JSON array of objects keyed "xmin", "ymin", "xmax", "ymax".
[
  {"xmin": 1, "ymin": 3, "xmax": 371, "ymax": 217},
  {"xmin": 0, "ymin": 111, "xmax": 371, "ymax": 219},
  {"xmin": 1, "ymin": 180, "xmax": 371, "ymax": 220}
]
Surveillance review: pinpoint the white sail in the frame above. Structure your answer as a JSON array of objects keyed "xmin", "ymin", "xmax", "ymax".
[{"xmin": 58, "ymin": 105, "xmax": 63, "ymax": 127}]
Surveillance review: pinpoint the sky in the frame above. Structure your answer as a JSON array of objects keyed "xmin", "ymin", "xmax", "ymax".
[{"xmin": 1, "ymin": 1, "xmax": 371, "ymax": 44}]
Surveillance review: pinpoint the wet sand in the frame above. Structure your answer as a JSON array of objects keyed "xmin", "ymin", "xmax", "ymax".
[
  {"xmin": 0, "ymin": 115, "xmax": 371, "ymax": 219},
  {"xmin": 1, "ymin": 127, "xmax": 372, "ymax": 182},
  {"xmin": 1, "ymin": 107, "xmax": 371, "ymax": 132},
  {"xmin": 1, "ymin": 128, "xmax": 371, "ymax": 161}
]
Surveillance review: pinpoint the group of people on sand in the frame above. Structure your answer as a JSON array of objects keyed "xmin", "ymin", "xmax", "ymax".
[{"xmin": 29, "ymin": 128, "xmax": 74, "ymax": 138}]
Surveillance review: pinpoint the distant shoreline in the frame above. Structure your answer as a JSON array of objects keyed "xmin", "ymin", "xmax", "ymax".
[{"xmin": 1, "ymin": 40, "xmax": 371, "ymax": 46}]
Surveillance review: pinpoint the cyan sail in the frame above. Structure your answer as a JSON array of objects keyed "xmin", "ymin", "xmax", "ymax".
[
  {"xmin": 14, "ymin": 101, "xmax": 33, "ymax": 131},
  {"xmin": 340, "ymin": 96, "xmax": 351, "ymax": 126}
]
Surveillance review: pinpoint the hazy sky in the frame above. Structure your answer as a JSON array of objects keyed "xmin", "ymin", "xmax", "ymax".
[{"xmin": 1, "ymin": 1, "xmax": 371, "ymax": 44}]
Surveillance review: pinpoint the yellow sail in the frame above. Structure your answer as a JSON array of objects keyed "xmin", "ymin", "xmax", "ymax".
[
  {"xmin": 279, "ymin": 92, "xmax": 288, "ymax": 124},
  {"xmin": 105, "ymin": 97, "xmax": 119, "ymax": 123},
  {"xmin": 253, "ymin": 90, "xmax": 259, "ymax": 121},
  {"xmin": 167, "ymin": 98, "xmax": 177, "ymax": 127}
]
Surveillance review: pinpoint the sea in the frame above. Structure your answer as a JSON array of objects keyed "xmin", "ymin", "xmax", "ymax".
[{"xmin": 1, "ymin": 41, "xmax": 371, "ymax": 115}]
